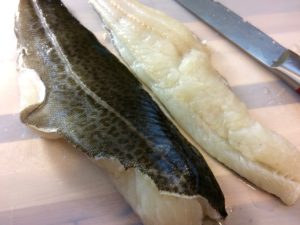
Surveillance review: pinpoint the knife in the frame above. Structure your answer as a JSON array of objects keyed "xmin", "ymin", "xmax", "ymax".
[{"xmin": 175, "ymin": 0, "xmax": 300, "ymax": 94}]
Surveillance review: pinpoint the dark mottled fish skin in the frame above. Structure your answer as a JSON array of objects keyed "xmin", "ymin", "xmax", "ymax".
[{"xmin": 15, "ymin": 0, "xmax": 226, "ymax": 217}]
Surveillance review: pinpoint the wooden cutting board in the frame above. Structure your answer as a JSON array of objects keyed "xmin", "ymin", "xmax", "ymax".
[{"xmin": 1, "ymin": 0, "xmax": 300, "ymax": 224}]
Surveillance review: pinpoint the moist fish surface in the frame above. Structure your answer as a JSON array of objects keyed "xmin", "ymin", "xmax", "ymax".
[
  {"xmin": 15, "ymin": 0, "xmax": 227, "ymax": 224},
  {"xmin": 90, "ymin": 0, "xmax": 300, "ymax": 205}
]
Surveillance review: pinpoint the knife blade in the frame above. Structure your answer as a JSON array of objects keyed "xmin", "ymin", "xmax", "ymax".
[{"xmin": 175, "ymin": 0, "xmax": 300, "ymax": 94}]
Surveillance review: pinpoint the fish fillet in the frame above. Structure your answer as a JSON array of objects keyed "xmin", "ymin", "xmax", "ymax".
[
  {"xmin": 90, "ymin": 0, "xmax": 300, "ymax": 205},
  {"xmin": 15, "ymin": 0, "xmax": 227, "ymax": 224}
]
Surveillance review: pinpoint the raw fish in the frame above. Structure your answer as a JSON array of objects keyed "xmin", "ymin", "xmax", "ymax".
[
  {"xmin": 15, "ymin": 0, "xmax": 227, "ymax": 224},
  {"xmin": 91, "ymin": 0, "xmax": 300, "ymax": 205}
]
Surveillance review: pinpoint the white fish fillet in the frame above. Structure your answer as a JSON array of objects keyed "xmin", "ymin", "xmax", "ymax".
[
  {"xmin": 90, "ymin": 0, "xmax": 300, "ymax": 205},
  {"xmin": 17, "ymin": 0, "xmax": 226, "ymax": 223},
  {"xmin": 18, "ymin": 68, "xmax": 221, "ymax": 225},
  {"xmin": 95, "ymin": 158, "xmax": 220, "ymax": 225}
]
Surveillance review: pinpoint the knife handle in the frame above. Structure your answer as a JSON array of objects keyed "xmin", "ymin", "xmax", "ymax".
[{"xmin": 272, "ymin": 50, "xmax": 300, "ymax": 94}]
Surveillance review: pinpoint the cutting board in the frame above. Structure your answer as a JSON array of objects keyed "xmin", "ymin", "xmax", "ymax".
[{"xmin": 1, "ymin": 0, "xmax": 300, "ymax": 224}]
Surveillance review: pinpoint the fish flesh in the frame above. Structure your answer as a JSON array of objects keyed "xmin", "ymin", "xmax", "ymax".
[
  {"xmin": 90, "ymin": 0, "xmax": 300, "ymax": 205},
  {"xmin": 15, "ymin": 0, "xmax": 227, "ymax": 224}
]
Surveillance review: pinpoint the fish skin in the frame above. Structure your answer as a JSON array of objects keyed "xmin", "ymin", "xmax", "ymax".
[{"xmin": 15, "ymin": 0, "xmax": 227, "ymax": 218}]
